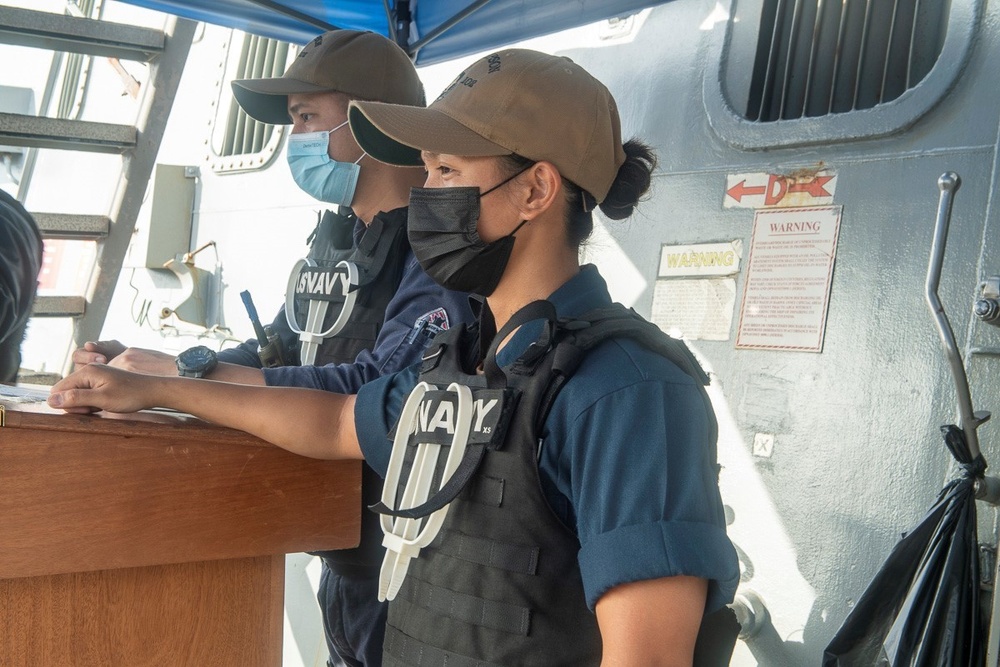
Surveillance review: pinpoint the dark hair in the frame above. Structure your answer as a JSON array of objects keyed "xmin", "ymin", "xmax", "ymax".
[
  {"xmin": 0, "ymin": 189, "xmax": 43, "ymax": 383},
  {"xmin": 601, "ymin": 140, "xmax": 657, "ymax": 221},
  {"xmin": 499, "ymin": 139, "xmax": 657, "ymax": 247}
]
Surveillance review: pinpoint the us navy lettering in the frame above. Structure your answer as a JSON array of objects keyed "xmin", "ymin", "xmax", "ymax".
[
  {"xmin": 413, "ymin": 395, "xmax": 499, "ymax": 436},
  {"xmin": 405, "ymin": 388, "xmax": 510, "ymax": 447},
  {"xmin": 295, "ymin": 266, "xmax": 350, "ymax": 301}
]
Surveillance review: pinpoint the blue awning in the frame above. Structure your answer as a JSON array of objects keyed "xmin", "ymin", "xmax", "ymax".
[{"xmin": 118, "ymin": 0, "xmax": 672, "ymax": 65}]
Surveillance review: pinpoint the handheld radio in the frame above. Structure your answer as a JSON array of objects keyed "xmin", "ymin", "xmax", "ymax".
[{"xmin": 240, "ymin": 290, "xmax": 286, "ymax": 368}]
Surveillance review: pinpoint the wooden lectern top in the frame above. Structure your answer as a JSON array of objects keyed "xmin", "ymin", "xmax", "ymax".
[{"xmin": 0, "ymin": 392, "xmax": 361, "ymax": 579}]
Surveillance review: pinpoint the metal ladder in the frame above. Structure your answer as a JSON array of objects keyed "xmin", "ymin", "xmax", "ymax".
[{"xmin": 0, "ymin": 4, "xmax": 195, "ymax": 381}]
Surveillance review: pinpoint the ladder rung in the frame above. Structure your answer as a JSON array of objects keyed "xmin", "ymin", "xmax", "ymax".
[
  {"xmin": 33, "ymin": 213, "xmax": 110, "ymax": 240},
  {"xmin": 32, "ymin": 296, "xmax": 86, "ymax": 318},
  {"xmin": 0, "ymin": 6, "xmax": 164, "ymax": 62},
  {"xmin": 0, "ymin": 112, "xmax": 136, "ymax": 154}
]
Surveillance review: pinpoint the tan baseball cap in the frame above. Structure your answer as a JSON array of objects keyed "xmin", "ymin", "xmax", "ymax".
[
  {"xmin": 348, "ymin": 49, "xmax": 626, "ymax": 203},
  {"xmin": 231, "ymin": 30, "xmax": 425, "ymax": 125}
]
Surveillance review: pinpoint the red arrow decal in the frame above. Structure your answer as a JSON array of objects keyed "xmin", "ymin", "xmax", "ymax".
[
  {"xmin": 788, "ymin": 175, "xmax": 834, "ymax": 198},
  {"xmin": 726, "ymin": 179, "xmax": 767, "ymax": 202},
  {"xmin": 765, "ymin": 174, "xmax": 787, "ymax": 206}
]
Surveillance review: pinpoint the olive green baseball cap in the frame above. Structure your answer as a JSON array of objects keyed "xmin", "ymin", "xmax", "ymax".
[
  {"xmin": 348, "ymin": 48, "xmax": 626, "ymax": 203},
  {"xmin": 232, "ymin": 30, "xmax": 425, "ymax": 125}
]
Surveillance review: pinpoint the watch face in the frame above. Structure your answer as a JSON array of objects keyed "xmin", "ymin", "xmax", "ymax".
[{"xmin": 177, "ymin": 345, "xmax": 217, "ymax": 376}]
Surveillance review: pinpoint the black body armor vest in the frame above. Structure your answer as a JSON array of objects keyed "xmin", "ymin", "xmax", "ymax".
[
  {"xmin": 286, "ymin": 207, "xmax": 410, "ymax": 368},
  {"xmin": 376, "ymin": 301, "xmax": 717, "ymax": 666},
  {"xmin": 298, "ymin": 208, "xmax": 410, "ymax": 569}
]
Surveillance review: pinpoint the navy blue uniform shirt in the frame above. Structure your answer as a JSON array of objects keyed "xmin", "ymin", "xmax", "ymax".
[{"xmin": 355, "ymin": 264, "xmax": 739, "ymax": 613}]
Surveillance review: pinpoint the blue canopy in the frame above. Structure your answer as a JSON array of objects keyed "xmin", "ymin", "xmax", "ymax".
[{"xmin": 119, "ymin": 0, "xmax": 671, "ymax": 65}]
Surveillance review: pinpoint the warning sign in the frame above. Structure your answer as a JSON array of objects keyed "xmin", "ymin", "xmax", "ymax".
[
  {"xmin": 658, "ymin": 241, "xmax": 742, "ymax": 277},
  {"xmin": 652, "ymin": 278, "xmax": 736, "ymax": 341},
  {"xmin": 725, "ymin": 170, "xmax": 836, "ymax": 209},
  {"xmin": 652, "ymin": 241, "xmax": 742, "ymax": 341},
  {"xmin": 736, "ymin": 206, "xmax": 842, "ymax": 352}
]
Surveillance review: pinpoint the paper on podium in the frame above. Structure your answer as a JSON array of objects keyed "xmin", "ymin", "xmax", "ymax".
[{"xmin": 0, "ymin": 384, "xmax": 50, "ymax": 404}]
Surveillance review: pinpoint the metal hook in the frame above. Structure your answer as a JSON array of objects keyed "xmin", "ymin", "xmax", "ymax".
[{"xmin": 924, "ymin": 172, "xmax": 991, "ymax": 463}]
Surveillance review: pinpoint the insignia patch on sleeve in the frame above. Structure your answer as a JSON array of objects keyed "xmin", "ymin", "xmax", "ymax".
[
  {"xmin": 416, "ymin": 307, "xmax": 450, "ymax": 331},
  {"xmin": 407, "ymin": 307, "xmax": 450, "ymax": 344}
]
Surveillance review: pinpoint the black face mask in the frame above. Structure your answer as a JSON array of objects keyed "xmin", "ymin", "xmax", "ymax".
[{"xmin": 407, "ymin": 167, "xmax": 530, "ymax": 296}]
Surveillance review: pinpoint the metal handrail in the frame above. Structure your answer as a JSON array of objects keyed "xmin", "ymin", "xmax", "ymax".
[
  {"xmin": 925, "ymin": 173, "xmax": 981, "ymax": 457},
  {"xmin": 924, "ymin": 172, "xmax": 992, "ymax": 471}
]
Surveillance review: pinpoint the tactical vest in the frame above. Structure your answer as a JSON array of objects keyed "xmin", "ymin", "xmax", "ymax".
[
  {"xmin": 285, "ymin": 207, "xmax": 409, "ymax": 368},
  {"xmin": 296, "ymin": 207, "xmax": 410, "ymax": 568},
  {"xmin": 374, "ymin": 300, "xmax": 717, "ymax": 666}
]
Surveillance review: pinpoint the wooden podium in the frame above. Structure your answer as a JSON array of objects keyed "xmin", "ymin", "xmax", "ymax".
[{"xmin": 0, "ymin": 399, "xmax": 360, "ymax": 667}]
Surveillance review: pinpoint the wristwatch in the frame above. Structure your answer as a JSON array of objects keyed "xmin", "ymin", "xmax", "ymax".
[{"xmin": 176, "ymin": 345, "xmax": 218, "ymax": 378}]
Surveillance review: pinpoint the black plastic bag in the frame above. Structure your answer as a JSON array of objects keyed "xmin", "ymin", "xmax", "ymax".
[{"xmin": 823, "ymin": 425, "xmax": 985, "ymax": 667}]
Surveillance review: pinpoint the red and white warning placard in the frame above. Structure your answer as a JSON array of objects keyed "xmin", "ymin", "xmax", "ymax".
[
  {"xmin": 736, "ymin": 206, "xmax": 842, "ymax": 352},
  {"xmin": 725, "ymin": 170, "xmax": 836, "ymax": 209}
]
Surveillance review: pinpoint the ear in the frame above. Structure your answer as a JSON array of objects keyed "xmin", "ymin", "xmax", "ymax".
[{"xmin": 517, "ymin": 161, "xmax": 563, "ymax": 221}]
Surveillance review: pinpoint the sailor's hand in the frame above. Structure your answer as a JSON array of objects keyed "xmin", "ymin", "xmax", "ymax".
[
  {"xmin": 105, "ymin": 346, "xmax": 177, "ymax": 376},
  {"xmin": 73, "ymin": 342, "xmax": 176, "ymax": 376},
  {"xmin": 48, "ymin": 364, "xmax": 158, "ymax": 415},
  {"xmin": 72, "ymin": 340, "xmax": 126, "ymax": 370}
]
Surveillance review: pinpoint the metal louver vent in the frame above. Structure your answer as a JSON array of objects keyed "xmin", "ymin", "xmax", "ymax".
[
  {"xmin": 212, "ymin": 34, "xmax": 289, "ymax": 171},
  {"xmin": 746, "ymin": 0, "xmax": 950, "ymax": 122}
]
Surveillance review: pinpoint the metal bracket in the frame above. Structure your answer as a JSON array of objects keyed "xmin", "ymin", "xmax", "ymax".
[
  {"xmin": 976, "ymin": 275, "xmax": 1000, "ymax": 325},
  {"xmin": 981, "ymin": 544, "xmax": 997, "ymax": 589},
  {"xmin": 730, "ymin": 588, "xmax": 769, "ymax": 640},
  {"xmin": 975, "ymin": 475, "xmax": 1000, "ymax": 504}
]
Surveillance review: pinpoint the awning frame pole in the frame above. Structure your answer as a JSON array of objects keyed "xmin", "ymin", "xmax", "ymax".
[{"xmin": 408, "ymin": 0, "xmax": 494, "ymax": 56}]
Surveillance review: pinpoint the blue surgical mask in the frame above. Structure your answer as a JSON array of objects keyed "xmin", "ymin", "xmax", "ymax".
[{"xmin": 286, "ymin": 121, "xmax": 365, "ymax": 206}]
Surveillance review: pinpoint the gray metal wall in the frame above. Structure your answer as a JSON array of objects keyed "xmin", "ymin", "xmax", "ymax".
[
  {"xmin": 82, "ymin": 2, "xmax": 1000, "ymax": 663},
  {"xmin": 563, "ymin": 0, "xmax": 1000, "ymax": 663}
]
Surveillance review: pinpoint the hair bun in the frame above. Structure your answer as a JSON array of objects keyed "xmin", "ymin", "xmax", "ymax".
[{"xmin": 598, "ymin": 140, "xmax": 657, "ymax": 221}]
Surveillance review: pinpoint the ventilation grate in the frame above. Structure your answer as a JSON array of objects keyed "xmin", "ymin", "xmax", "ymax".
[
  {"xmin": 215, "ymin": 34, "xmax": 289, "ymax": 163},
  {"xmin": 746, "ymin": 0, "xmax": 950, "ymax": 122}
]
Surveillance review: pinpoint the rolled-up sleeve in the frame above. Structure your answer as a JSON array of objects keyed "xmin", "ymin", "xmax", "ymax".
[
  {"xmin": 542, "ymin": 342, "xmax": 739, "ymax": 612},
  {"xmin": 354, "ymin": 363, "xmax": 419, "ymax": 476}
]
